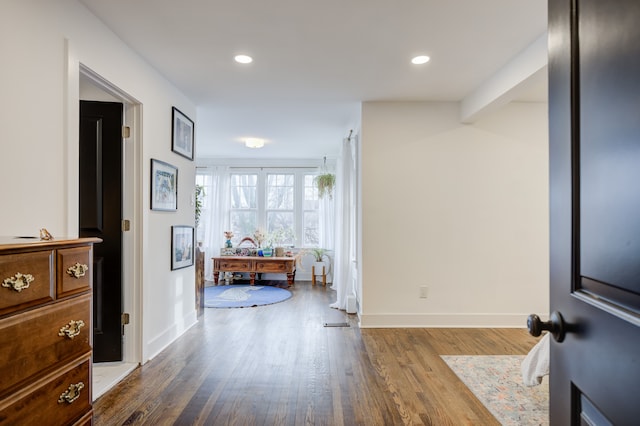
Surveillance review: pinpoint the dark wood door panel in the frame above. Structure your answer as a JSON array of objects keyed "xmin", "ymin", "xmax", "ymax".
[
  {"xmin": 548, "ymin": 0, "xmax": 640, "ymax": 423},
  {"xmin": 79, "ymin": 101, "xmax": 123, "ymax": 363}
]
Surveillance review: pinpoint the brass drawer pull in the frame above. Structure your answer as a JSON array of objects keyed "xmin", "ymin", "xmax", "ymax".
[
  {"xmin": 58, "ymin": 382, "xmax": 84, "ymax": 404},
  {"xmin": 2, "ymin": 272, "xmax": 35, "ymax": 292},
  {"xmin": 58, "ymin": 319, "xmax": 85, "ymax": 339},
  {"xmin": 66, "ymin": 263, "xmax": 88, "ymax": 279}
]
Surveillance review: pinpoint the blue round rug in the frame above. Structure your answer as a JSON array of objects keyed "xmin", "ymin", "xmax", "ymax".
[{"xmin": 204, "ymin": 285, "xmax": 292, "ymax": 308}]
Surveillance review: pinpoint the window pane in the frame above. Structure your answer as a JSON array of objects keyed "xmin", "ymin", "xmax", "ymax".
[
  {"xmin": 267, "ymin": 212, "xmax": 294, "ymax": 245},
  {"xmin": 303, "ymin": 211, "xmax": 319, "ymax": 246},
  {"xmin": 230, "ymin": 173, "xmax": 257, "ymax": 209},
  {"xmin": 304, "ymin": 174, "xmax": 319, "ymax": 210},
  {"xmin": 267, "ymin": 173, "xmax": 294, "ymax": 209},
  {"xmin": 231, "ymin": 211, "xmax": 257, "ymax": 243}
]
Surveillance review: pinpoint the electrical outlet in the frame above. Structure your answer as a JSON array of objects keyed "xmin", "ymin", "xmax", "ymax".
[{"xmin": 419, "ymin": 286, "xmax": 428, "ymax": 298}]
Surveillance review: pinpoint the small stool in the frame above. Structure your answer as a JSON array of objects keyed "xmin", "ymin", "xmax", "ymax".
[{"xmin": 312, "ymin": 265, "xmax": 326, "ymax": 287}]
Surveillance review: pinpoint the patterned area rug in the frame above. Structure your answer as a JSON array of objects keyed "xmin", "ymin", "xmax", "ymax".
[
  {"xmin": 204, "ymin": 285, "xmax": 292, "ymax": 308},
  {"xmin": 441, "ymin": 355, "xmax": 548, "ymax": 426}
]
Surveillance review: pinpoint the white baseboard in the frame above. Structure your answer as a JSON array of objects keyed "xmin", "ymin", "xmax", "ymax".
[
  {"xmin": 144, "ymin": 309, "xmax": 198, "ymax": 363},
  {"xmin": 358, "ymin": 313, "xmax": 545, "ymax": 328}
]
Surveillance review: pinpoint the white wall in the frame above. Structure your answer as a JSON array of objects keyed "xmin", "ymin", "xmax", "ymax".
[
  {"xmin": 360, "ymin": 101, "xmax": 549, "ymax": 327},
  {"xmin": 0, "ymin": 1, "xmax": 197, "ymax": 362}
]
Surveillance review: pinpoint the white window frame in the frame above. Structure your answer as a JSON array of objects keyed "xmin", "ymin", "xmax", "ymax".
[{"xmin": 228, "ymin": 167, "xmax": 320, "ymax": 248}]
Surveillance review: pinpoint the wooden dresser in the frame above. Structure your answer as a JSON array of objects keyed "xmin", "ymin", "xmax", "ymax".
[
  {"xmin": 212, "ymin": 256, "xmax": 296, "ymax": 286},
  {"xmin": 0, "ymin": 237, "xmax": 100, "ymax": 425}
]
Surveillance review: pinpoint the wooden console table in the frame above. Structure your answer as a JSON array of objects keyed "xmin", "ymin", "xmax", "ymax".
[{"xmin": 212, "ymin": 256, "xmax": 296, "ymax": 286}]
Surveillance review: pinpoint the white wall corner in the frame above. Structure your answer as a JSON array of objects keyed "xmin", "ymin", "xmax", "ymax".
[{"xmin": 460, "ymin": 32, "xmax": 548, "ymax": 124}]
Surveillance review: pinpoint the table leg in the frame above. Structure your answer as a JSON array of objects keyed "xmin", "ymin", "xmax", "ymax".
[
  {"xmin": 214, "ymin": 270, "xmax": 219, "ymax": 285},
  {"xmin": 249, "ymin": 272, "xmax": 256, "ymax": 285},
  {"xmin": 312, "ymin": 265, "xmax": 316, "ymax": 286},
  {"xmin": 287, "ymin": 272, "xmax": 294, "ymax": 287}
]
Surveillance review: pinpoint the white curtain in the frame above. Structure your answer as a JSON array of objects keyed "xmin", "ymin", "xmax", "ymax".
[
  {"xmin": 330, "ymin": 136, "xmax": 357, "ymax": 310},
  {"xmin": 319, "ymin": 173, "xmax": 335, "ymax": 276},
  {"xmin": 199, "ymin": 166, "xmax": 230, "ymax": 281}
]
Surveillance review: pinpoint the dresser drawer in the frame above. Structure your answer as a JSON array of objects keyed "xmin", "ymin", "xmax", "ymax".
[
  {"xmin": 0, "ymin": 294, "xmax": 91, "ymax": 396},
  {"xmin": 217, "ymin": 258, "xmax": 252, "ymax": 271},
  {"xmin": 0, "ymin": 355, "xmax": 91, "ymax": 425},
  {"xmin": 57, "ymin": 246, "xmax": 92, "ymax": 298},
  {"xmin": 254, "ymin": 259, "xmax": 294, "ymax": 273},
  {"xmin": 0, "ymin": 250, "xmax": 55, "ymax": 316}
]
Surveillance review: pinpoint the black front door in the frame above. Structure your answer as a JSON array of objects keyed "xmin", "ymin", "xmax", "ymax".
[
  {"xmin": 548, "ymin": 0, "xmax": 640, "ymax": 423},
  {"xmin": 79, "ymin": 100, "xmax": 123, "ymax": 363}
]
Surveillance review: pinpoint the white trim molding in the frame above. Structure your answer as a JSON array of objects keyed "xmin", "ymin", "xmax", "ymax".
[{"xmin": 358, "ymin": 313, "xmax": 547, "ymax": 328}]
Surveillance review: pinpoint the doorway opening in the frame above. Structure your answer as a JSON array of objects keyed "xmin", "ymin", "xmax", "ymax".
[{"xmin": 79, "ymin": 65, "xmax": 142, "ymax": 399}]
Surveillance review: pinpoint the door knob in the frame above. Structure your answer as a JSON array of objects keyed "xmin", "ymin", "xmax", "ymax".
[{"xmin": 527, "ymin": 311, "xmax": 566, "ymax": 342}]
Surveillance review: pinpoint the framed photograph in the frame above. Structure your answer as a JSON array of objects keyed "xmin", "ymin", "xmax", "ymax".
[
  {"xmin": 171, "ymin": 107, "xmax": 194, "ymax": 160},
  {"xmin": 151, "ymin": 159, "xmax": 178, "ymax": 211},
  {"xmin": 171, "ymin": 225, "xmax": 194, "ymax": 270}
]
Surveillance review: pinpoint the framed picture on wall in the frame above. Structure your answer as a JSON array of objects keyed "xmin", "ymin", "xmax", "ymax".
[
  {"xmin": 171, "ymin": 225, "xmax": 194, "ymax": 270},
  {"xmin": 150, "ymin": 159, "xmax": 178, "ymax": 211},
  {"xmin": 171, "ymin": 106, "xmax": 194, "ymax": 160}
]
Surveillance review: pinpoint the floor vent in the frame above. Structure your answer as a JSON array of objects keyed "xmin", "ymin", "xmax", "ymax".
[{"xmin": 323, "ymin": 322, "xmax": 350, "ymax": 327}]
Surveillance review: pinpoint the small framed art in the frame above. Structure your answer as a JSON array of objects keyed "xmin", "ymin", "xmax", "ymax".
[
  {"xmin": 172, "ymin": 107, "xmax": 194, "ymax": 160},
  {"xmin": 171, "ymin": 225, "xmax": 194, "ymax": 270},
  {"xmin": 151, "ymin": 159, "xmax": 178, "ymax": 211}
]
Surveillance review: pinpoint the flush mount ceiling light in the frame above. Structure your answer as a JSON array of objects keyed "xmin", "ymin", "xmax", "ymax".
[
  {"xmin": 411, "ymin": 55, "xmax": 430, "ymax": 65},
  {"xmin": 234, "ymin": 54, "xmax": 253, "ymax": 64},
  {"xmin": 245, "ymin": 138, "xmax": 264, "ymax": 149}
]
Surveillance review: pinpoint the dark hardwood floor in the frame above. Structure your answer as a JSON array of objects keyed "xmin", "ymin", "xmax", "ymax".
[{"xmin": 93, "ymin": 282, "xmax": 539, "ymax": 425}]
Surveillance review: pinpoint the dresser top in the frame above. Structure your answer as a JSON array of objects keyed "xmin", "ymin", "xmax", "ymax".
[{"xmin": 0, "ymin": 236, "xmax": 102, "ymax": 252}]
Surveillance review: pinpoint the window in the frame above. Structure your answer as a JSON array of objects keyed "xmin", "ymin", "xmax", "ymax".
[
  {"xmin": 266, "ymin": 174, "xmax": 295, "ymax": 245},
  {"xmin": 227, "ymin": 169, "xmax": 321, "ymax": 247},
  {"xmin": 303, "ymin": 174, "xmax": 319, "ymax": 246},
  {"xmin": 229, "ymin": 174, "xmax": 258, "ymax": 243}
]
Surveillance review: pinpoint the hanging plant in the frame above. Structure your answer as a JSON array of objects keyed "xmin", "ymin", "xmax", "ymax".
[{"xmin": 315, "ymin": 173, "xmax": 335, "ymax": 200}]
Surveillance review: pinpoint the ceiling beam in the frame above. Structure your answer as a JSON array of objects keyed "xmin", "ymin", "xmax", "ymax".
[{"xmin": 460, "ymin": 32, "xmax": 547, "ymax": 124}]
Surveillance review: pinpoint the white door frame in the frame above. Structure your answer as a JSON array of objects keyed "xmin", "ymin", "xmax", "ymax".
[{"xmin": 76, "ymin": 64, "xmax": 143, "ymax": 365}]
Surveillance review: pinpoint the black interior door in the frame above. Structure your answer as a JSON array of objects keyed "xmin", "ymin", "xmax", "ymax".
[
  {"xmin": 548, "ymin": 0, "xmax": 640, "ymax": 423},
  {"xmin": 80, "ymin": 100, "xmax": 123, "ymax": 363}
]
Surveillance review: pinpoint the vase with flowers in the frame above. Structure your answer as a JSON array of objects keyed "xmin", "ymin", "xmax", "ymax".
[
  {"xmin": 253, "ymin": 229, "xmax": 266, "ymax": 248},
  {"xmin": 224, "ymin": 231, "xmax": 234, "ymax": 248}
]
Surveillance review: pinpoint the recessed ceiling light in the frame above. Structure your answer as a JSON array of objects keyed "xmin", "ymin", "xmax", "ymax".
[
  {"xmin": 234, "ymin": 54, "xmax": 253, "ymax": 64},
  {"xmin": 411, "ymin": 55, "xmax": 430, "ymax": 65},
  {"xmin": 245, "ymin": 138, "xmax": 264, "ymax": 149}
]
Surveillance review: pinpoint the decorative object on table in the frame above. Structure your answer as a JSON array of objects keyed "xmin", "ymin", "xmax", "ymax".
[
  {"xmin": 238, "ymin": 237, "xmax": 257, "ymax": 247},
  {"xmin": 315, "ymin": 156, "xmax": 335, "ymax": 200},
  {"xmin": 220, "ymin": 247, "xmax": 236, "ymax": 256},
  {"xmin": 171, "ymin": 225, "xmax": 194, "ymax": 270},
  {"xmin": 171, "ymin": 106, "xmax": 194, "ymax": 160},
  {"xmin": 224, "ymin": 231, "xmax": 234, "ymax": 248},
  {"xmin": 39, "ymin": 228, "xmax": 54, "ymax": 240},
  {"xmin": 441, "ymin": 355, "xmax": 549, "ymax": 426},
  {"xmin": 204, "ymin": 285, "xmax": 292, "ymax": 308},
  {"xmin": 195, "ymin": 184, "xmax": 205, "ymax": 228},
  {"xmin": 253, "ymin": 229, "xmax": 266, "ymax": 248},
  {"xmin": 220, "ymin": 247, "xmax": 258, "ymax": 256},
  {"xmin": 262, "ymin": 247, "xmax": 273, "ymax": 257},
  {"xmin": 151, "ymin": 159, "xmax": 178, "ymax": 211},
  {"xmin": 269, "ymin": 227, "xmax": 294, "ymax": 257}
]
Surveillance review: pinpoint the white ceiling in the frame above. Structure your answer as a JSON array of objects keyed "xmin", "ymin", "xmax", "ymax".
[{"xmin": 78, "ymin": 0, "xmax": 547, "ymax": 160}]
